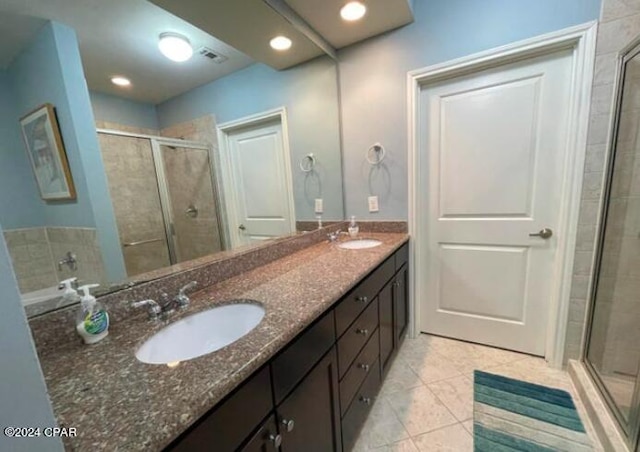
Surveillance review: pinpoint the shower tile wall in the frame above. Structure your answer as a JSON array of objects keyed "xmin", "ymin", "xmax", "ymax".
[
  {"xmin": 98, "ymin": 133, "xmax": 170, "ymax": 277},
  {"xmin": 95, "ymin": 120, "xmax": 158, "ymax": 137},
  {"xmin": 160, "ymin": 114, "xmax": 217, "ymax": 146},
  {"xmin": 3, "ymin": 227, "xmax": 105, "ymax": 293},
  {"xmin": 4, "ymin": 228, "xmax": 57, "ymax": 293},
  {"xmin": 564, "ymin": 0, "xmax": 640, "ymax": 362},
  {"xmin": 48, "ymin": 227, "xmax": 107, "ymax": 286}
]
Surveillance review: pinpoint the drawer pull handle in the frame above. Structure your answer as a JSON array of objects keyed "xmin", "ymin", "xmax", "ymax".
[
  {"xmin": 358, "ymin": 363, "xmax": 370, "ymax": 372},
  {"xmin": 355, "ymin": 295, "xmax": 368, "ymax": 303},
  {"xmin": 359, "ymin": 396, "xmax": 372, "ymax": 405},
  {"xmin": 269, "ymin": 434, "xmax": 283, "ymax": 448},
  {"xmin": 356, "ymin": 328, "xmax": 369, "ymax": 336},
  {"xmin": 281, "ymin": 419, "xmax": 295, "ymax": 432}
]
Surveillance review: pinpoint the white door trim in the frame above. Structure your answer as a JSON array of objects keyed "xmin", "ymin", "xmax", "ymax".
[
  {"xmin": 217, "ymin": 107, "xmax": 296, "ymax": 247},
  {"xmin": 407, "ymin": 21, "xmax": 597, "ymax": 367}
]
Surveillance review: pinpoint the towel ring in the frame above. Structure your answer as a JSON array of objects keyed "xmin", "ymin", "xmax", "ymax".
[
  {"xmin": 366, "ymin": 143, "xmax": 386, "ymax": 165},
  {"xmin": 300, "ymin": 153, "xmax": 316, "ymax": 172}
]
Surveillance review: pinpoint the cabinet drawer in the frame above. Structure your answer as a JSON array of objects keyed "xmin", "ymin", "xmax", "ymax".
[
  {"xmin": 272, "ymin": 311, "xmax": 336, "ymax": 404},
  {"xmin": 339, "ymin": 328, "xmax": 379, "ymax": 416},
  {"xmin": 168, "ymin": 366, "xmax": 272, "ymax": 452},
  {"xmin": 335, "ymin": 257, "xmax": 394, "ymax": 337},
  {"xmin": 341, "ymin": 359, "xmax": 381, "ymax": 452},
  {"xmin": 337, "ymin": 298, "xmax": 379, "ymax": 378},
  {"xmin": 395, "ymin": 242, "xmax": 408, "ymax": 271}
]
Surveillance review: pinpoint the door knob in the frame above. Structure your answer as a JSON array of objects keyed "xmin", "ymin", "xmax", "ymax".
[
  {"xmin": 238, "ymin": 224, "xmax": 246, "ymax": 231},
  {"xmin": 529, "ymin": 228, "xmax": 553, "ymax": 239}
]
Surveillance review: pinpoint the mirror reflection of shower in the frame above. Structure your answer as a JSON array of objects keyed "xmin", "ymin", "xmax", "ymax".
[{"xmin": 98, "ymin": 130, "xmax": 224, "ymax": 277}]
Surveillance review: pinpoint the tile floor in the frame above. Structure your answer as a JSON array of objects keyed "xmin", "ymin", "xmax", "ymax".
[{"xmin": 353, "ymin": 333, "xmax": 601, "ymax": 451}]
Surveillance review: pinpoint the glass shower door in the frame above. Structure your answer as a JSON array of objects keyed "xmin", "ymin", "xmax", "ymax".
[
  {"xmin": 98, "ymin": 133, "xmax": 171, "ymax": 277},
  {"xmin": 157, "ymin": 144, "xmax": 223, "ymax": 264},
  {"xmin": 584, "ymin": 42, "xmax": 640, "ymax": 447}
]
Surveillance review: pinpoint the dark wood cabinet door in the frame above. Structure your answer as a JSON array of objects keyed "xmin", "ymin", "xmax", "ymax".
[
  {"xmin": 241, "ymin": 415, "xmax": 280, "ymax": 452},
  {"xmin": 378, "ymin": 281, "xmax": 394, "ymax": 376},
  {"xmin": 277, "ymin": 348, "xmax": 342, "ymax": 452},
  {"xmin": 394, "ymin": 264, "xmax": 408, "ymax": 345}
]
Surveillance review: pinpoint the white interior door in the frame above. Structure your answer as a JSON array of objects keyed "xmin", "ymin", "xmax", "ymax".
[
  {"xmin": 419, "ymin": 49, "xmax": 574, "ymax": 356},
  {"xmin": 226, "ymin": 120, "xmax": 294, "ymax": 246}
]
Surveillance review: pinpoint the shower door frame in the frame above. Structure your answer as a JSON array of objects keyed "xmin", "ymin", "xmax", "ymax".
[
  {"xmin": 97, "ymin": 128, "xmax": 229, "ymax": 265},
  {"xmin": 581, "ymin": 36, "xmax": 640, "ymax": 449}
]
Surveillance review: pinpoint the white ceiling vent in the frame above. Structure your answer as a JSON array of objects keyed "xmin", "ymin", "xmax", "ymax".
[{"xmin": 197, "ymin": 46, "xmax": 228, "ymax": 64}]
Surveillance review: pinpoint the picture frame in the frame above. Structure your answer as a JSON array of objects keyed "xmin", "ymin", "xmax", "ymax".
[{"xmin": 20, "ymin": 103, "xmax": 76, "ymax": 201}]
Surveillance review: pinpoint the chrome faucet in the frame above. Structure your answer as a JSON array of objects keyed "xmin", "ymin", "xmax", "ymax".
[
  {"xmin": 175, "ymin": 281, "xmax": 198, "ymax": 308},
  {"xmin": 327, "ymin": 230, "xmax": 342, "ymax": 243},
  {"xmin": 132, "ymin": 281, "xmax": 198, "ymax": 321},
  {"xmin": 58, "ymin": 251, "xmax": 77, "ymax": 271},
  {"xmin": 131, "ymin": 299, "xmax": 162, "ymax": 320}
]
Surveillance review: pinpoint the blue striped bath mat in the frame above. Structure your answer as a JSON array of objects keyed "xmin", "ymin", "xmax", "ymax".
[{"xmin": 473, "ymin": 370, "xmax": 592, "ymax": 451}]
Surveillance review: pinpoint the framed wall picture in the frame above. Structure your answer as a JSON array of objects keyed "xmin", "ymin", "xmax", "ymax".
[{"xmin": 20, "ymin": 103, "xmax": 76, "ymax": 201}]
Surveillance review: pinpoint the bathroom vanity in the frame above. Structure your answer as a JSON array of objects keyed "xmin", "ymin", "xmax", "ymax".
[
  {"xmin": 29, "ymin": 231, "xmax": 409, "ymax": 451},
  {"xmin": 169, "ymin": 241, "xmax": 408, "ymax": 452}
]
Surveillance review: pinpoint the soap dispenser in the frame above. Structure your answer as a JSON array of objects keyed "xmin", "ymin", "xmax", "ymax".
[
  {"xmin": 348, "ymin": 216, "xmax": 359, "ymax": 238},
  {"xmin": 58, "ymin": 277, "xmax": 80, "ymax": 304},
  {"xmin": 75, "ymin": 284, "xmax": 109, "ymax": 345}
]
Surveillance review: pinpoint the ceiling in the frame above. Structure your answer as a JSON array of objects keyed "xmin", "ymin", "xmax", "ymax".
[
  {"xmin": 149, "ymin": 0, "xmax": 326, "ymax": 71},
  {"xmin": 0, "ymin": 0, "xmax": 415, "ymax": 105},
  {"xmin": 286, "ymin": 0, "xmax": 414, "ymax": 49},
  {"xmin": 0, "ymin": 0, "xmax": 255, "ymax": 104}
]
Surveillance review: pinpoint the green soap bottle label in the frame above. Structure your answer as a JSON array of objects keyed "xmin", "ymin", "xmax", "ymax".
[{"xmin": 84, "ymin": 310, "xmax": 109, "ymax": 335}]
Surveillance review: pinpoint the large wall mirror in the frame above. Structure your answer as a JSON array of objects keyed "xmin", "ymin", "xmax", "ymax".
[{"xmin": 0, "ymin": 0, "xmax": 344, "ymax": 316}]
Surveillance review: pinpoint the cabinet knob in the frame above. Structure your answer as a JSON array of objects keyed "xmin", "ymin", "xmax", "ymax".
[
  {"xmin": 281, "ymin": 418, "xmax": 295, "ymax": 432},
  {"xmin": 356, "ymin": 328, "xmax": 369, "ymax": 336},
  {"xmin": 355, "ymin": 295, "xmax": 368, "ymax": 303},
  {"xmin": 359, "ymin": 396, "xmax": 372, "ymax": 406},
  {"xmin": 357, "ymin": 363, "xmax": 370, "ymax": 372},
  {"xmin": 269, "ymin": 433, "xmax": 282, "ymax": 448},
  {"xmin": 393, "ymin": 281, "xmax": 400, "ymax": 288}
]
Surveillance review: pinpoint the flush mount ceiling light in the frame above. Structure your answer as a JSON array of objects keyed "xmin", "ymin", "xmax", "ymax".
[
  {"xmin": 340, "ymin": 1, "xmax": 367, "ymax": 21},
  {"xmin": 270, "ymin": 35, "xmax": 292, "ymax": 51},
  {"xmin": 111, "ymin": 76, "xmax": 131, "ymax": 87},
  {"xmin": 158, "ymin": 32, "xmax": 193, "ymax": 62}
]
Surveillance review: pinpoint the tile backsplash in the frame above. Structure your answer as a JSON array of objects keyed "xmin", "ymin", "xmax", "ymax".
[{"xmin": 3, "ymin": 226, "xmax": 106, "ymax": 294}]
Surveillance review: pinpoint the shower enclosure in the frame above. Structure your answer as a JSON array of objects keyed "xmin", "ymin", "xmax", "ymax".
[
  {"xmin": 97, "ymin": 129, "xmax": 225, "ymax": 278},
  {"xmin": 583, "ymin": 38, "xmax": 640, "ymax": 450}
]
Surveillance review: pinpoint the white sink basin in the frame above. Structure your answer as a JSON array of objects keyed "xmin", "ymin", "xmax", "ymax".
[
  {"xmin": 338, "ymin": 239, "xmax": 383, "ymax": 250},
  {"xmin": 136, "ymin": 302, "xmax": 265, "ymax": 365}
]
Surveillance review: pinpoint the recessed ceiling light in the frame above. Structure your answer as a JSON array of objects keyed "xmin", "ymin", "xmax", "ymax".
[
  {"xmin": 158, "ymin": 32, "xmax": 193, "ymax": 62},
  {"xmin": 270, "ymin": 35, "xmax": 292, "ymax": 51},
  {"xmin": 341, "ymin": 1, "xmax": 367, "ymax": 21},
  {"xmin": 111, "ymin": 76, "xmax": 131, "ymax": 87}
]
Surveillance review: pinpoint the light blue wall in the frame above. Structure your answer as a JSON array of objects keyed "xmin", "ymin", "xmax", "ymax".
[
  {"xmin": 90, "ymin": 91, "xmax": 159, "ymax": 131},
  {"xmin": 6, "ymin": 22, "xmax": 125, "ymax": 281},
  {"xmin": 0, "ymin": 223, "xmax": 63, "ymax": 452},
  {"xmin": 338, "ymin": 0, "xmax": 602, "ymax": 219},
  {"xmin": 157, "ymin": 58, "xmax": 344, "ymax": 221},
  {"xmin": 0, "ymin": 71, "xmax": 44, "ymax": 228}
]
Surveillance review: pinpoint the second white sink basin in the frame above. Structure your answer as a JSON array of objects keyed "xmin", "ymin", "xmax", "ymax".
[
  {"xmin": 338, "ymin": 239, "xmax": 383, "ymax": 250},
  {"xmin": 136, "ymin": 302, "xmax": 265, "ymax": 365}
]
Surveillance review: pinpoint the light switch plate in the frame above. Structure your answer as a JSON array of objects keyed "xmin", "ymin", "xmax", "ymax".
[
  {"xmin": 315, "ymin": 198, "xmax": 323, "ymax": 214},
  {"xmin": 368, "ymin": 196, "xmax": 379, "ymax": 213}
]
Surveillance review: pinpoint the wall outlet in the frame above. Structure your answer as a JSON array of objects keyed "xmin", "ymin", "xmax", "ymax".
[
  {"xmin": 368, "ymin": 196, "xmax": 379, "ymax": 213},
  {"xmin": 315, "ymin": 198, "xmax": 323, "ymax": 214}
]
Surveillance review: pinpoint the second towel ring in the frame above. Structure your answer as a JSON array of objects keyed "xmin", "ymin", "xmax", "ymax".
[
  {"xmin": 366, "ymin": 143, "xmax": 386, "ymax": 165},
  {"xmin": 300, "ymin": 153, "xmax": 316, "ymax": 172}
]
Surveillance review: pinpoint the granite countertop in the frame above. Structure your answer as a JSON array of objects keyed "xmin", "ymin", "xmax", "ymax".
[{"xmin": 34, "ymin": 233, "xmax": 409, "ymax": 451}]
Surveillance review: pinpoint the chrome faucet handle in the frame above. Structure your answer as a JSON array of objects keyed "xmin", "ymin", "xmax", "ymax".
[
  {"xmin": 131, "ymin": 299, "xmax": 162, "ymax": 320},
  {"xmin": 176, "ymin": 281, "xmax": 198, "ymax": 307},
  {"xmin": 327, "ymin": 230, "xmax": 342, "ymax": 242}
]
